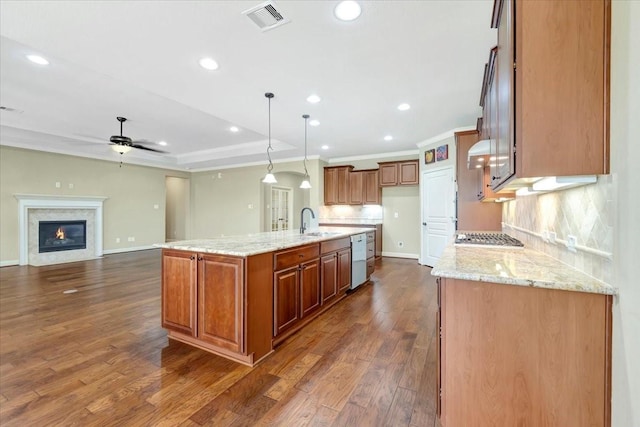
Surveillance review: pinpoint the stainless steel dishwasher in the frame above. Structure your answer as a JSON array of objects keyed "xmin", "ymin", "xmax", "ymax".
[{"xmin": 350, "ymin": 233, "xmax": 367, "ymax": 289}]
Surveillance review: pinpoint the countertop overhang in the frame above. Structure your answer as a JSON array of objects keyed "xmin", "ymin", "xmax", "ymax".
[
  {"xmin": 155, "ymin": 227, "xmax": 372, "ymax": 257},
  {"xmin": 432, "ymin": 243, "xmax": 617, "ymax": 295}
]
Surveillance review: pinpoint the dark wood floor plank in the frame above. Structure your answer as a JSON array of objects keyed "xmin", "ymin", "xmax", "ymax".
[{"xmin": 0, "ymin": 251, "xmax": 438, "ymax": 426}]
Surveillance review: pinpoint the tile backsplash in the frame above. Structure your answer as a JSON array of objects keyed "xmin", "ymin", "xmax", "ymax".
[
  {"xmin": 502, "ymin": 175, "xmax": 614, "ymax": 284},
  {"xmin": 319, "ymin": 205, "xmax": 383, "ymax": 223}
]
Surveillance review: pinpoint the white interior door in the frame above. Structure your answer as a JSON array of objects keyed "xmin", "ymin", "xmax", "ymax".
[{"xmin": 420, "ymin": 166, "xmax": 455, "ymax": 266}]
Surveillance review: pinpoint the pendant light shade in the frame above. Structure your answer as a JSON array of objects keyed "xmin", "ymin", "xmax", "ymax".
[
  {"xmin": 111, "ymin": 144, "xmax": 132, "ymax": 154},
  {"xmin": 262, "ymin": 92, "xmax": 277, "ymax": 184},
  {"xmin": 300, "ymin": 114, "xmax": 311, "ymax": 189}
]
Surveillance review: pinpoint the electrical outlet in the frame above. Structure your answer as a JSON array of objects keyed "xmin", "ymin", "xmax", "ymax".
[
  {"xmin": 248, "ymin": 204, "xmax": 254, "ymax": 209},
  {"xmin": 116, "ymin": 237, "xmax": 120, "ymax": 243},
  {"xmin": 128, "ymin": 237, "xmax": 135, "ymax": 242},
  {"xmin": 549, "ymin": 231, "xmax": 557, "ymax": 243},
  {"xmin": 55, "ymin": 181, "xmax": 61, "ymax": 188},
  {"xmin": 398, "ymin": 241, "xmax": 404, "ymax": 248},
  {"xmin": 153, "ymin": 204, "xmax": 159, "ymax": 209},
  {"xmin": 566, "ymin": 235, "xmax": 577, "ymax": 252}
]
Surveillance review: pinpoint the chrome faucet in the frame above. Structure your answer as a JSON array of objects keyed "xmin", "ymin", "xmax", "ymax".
[{"xmin": 300, "ymin": 207, "xmax": 315, "ymax": 234}]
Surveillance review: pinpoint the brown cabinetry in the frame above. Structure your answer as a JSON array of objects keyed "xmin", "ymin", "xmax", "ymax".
[
  {"xmin": 162, "ymin": 249, "xmax": 274, "ymax": 366},
  {"xmin": 320, "ymin": 237, "xmax": 351, "ymax": 306},
  {"xmin": 162, "ymin": 249, "xmax": 197, "ymax": 337},
  {"xmin": 488, "ymin": 0, "xmax": 610, "ymax": 191},
  {"xmin": 324, "ymin": 166, "xmax": 352, "ymax": 205},
  {"xmin": 348, "ymin": 171, "xmax": 364, "ymax": 205},
  {"xmin": 378, "ymin": 160, "xmax": 419, "ymax": 186},
  {"xmin": 363, "ymin": 169, "xmax": 382, "ymax": 205},
  {"xmin": 325, "ymin": 166, "xmax": 381, "ymax": 205},
  {"xmin": 366, "ymin": 231, "xmax": 375, "ymax": 279},
  {"xmin": 437, "ymin": 277, "xmax": 612, "ymax": 426}
]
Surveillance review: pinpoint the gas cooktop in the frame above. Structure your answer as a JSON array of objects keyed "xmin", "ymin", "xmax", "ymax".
[{"xmin": 454, "ymin": 232, "xmax": 524, "ymax": 248}]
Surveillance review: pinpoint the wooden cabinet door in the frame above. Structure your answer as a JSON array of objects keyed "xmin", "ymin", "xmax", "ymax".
[
  {"xmin": 336, "ymin": 167, "xmax": 350, "ymax": 204},
  {"xmin": 300, "ymin": 259, "xmax": 320, "ymax": 318},
  {"xmin": 198, "ymin": 254, "xmax": 245, "ymax": 353},
  {"xmin": 363, "ymin": 170, "xmax": 381, "ymax": 205},
  {"xmin": 320, "ymin": 254, "xmax": 337, "ymax": 305},
  {"xmin": 274, "ymin": 266, "xmax": 300, "ymax": 337},
  {"xmin": 399, "ymin": 161, "xmax": 419, "ymax": 185},
  {"xmin": 337, "ymin": 249, "xmax": 351, "ymax": 293},
  {"xmin": 492, "ymin": 0, "xmax": 515, "ymax": 189},
  {"xmin": 324, "ymin": 168, "xmax": 337, "ymax": 205},
  {"xmin": 379, "ymin": 163, "xmax": 398, "ymax": 186},
  {"xmin": 162, "ymin": 249, "xmax": 197, "ymax": 337},
  {"xmin": 349, "ymin": 171, "xmax": 364, "ymax": 205}
]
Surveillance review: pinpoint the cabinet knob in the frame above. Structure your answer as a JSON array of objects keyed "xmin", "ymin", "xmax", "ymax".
[
  {"xmin": 422, "ymin": 222, "xmax": 427, "ymax": 226},
  {"xmin": 299, "ymin": 254, "xmax": 304, "ymax": 258},
  {"xmin": 197, "ymin": 256, "xmax": 203, "ymax": 261}
]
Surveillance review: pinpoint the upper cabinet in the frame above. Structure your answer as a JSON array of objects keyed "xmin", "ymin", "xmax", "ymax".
[
  {"xmin": 489, "ymin": 0, "xmax": 610, "ymax": 191},
  {"xmin": 324, "ymin": 166, "xmax": 382, "ymax": 206},
  {"xmin": 324, "ymin": 166, "xmax": 352, "ymax": 205},
  {"xmin": 378, "ymin": 160, "xmax": 419, "ymax": 186}
]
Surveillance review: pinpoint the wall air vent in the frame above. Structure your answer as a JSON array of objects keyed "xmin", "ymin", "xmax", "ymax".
[{"xmin": 242, "ymin": 1, "xmax": 290, "ymax": 32}]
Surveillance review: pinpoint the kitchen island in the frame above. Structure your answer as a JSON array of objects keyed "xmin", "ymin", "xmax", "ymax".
[
  {"xmin": 432, "ymin": 243, "xmax": 617, "ymax": 426},
  {"xmin": 156, "ymin": 227, "xmax": 370, "ymax": 366}
]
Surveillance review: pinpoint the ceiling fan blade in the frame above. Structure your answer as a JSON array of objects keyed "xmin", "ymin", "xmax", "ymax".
[{"xmin": 131, "ymin": 143, "xmax": 167, "ymax": 153}]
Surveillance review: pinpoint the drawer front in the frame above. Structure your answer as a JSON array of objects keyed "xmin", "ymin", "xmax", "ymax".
[
  {"xmin": 366, "ymin": 242, "xmax": 375, "ymax": 259},
  {"xmin": 366, "ymin": 258, "xmax": 375, "ymax": 277},
  {"xmin": 366, "ymin": 231, "xmax": 375, "ymax": 243},
  {"xmin": 274, "ymin": 244, "xmax": 320, "ymax": 271},
  {"xmin": 320, "ymin": 237, "xmax": 351, "ymax": 255}
]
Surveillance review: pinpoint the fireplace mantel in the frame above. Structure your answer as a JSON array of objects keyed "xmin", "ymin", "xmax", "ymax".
[{"xmin": 14, "ymin": 194, "xmax": 108, "ymax": 266}]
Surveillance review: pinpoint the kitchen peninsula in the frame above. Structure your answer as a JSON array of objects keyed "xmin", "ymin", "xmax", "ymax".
[
  {"xmin": 156, "ymin": 227, "xmax": 370, "ymax": 366},
  {"xmin": 432, "ymin": 242, "xmax": 617, "ymax": 426}
]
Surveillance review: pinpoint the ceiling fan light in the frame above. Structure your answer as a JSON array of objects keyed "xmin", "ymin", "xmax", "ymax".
[
  {"xmin": 262, "ymin": 173, "xmax": 277, "ymax": 184},
  {"xmin": 111, "ymin": 144, "xmax": 132, "ymax": 154}
]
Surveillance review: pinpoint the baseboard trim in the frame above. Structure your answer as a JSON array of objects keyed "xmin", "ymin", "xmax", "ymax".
[
  {"xmin": 0, "ymin": 260, "xmax": 20, "ymax": 267},
  {"xmin": 103, "ymin": 245, "xmax": 156, "ymax": 255},
  {"xmin": 381, "ymin": 252, "xmax": 419, "ymax": 259}
]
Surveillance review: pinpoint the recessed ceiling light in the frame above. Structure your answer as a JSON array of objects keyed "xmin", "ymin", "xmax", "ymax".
[
  {"xmin": 335, "ymin": 1, "xmax": 362, "ymax": 21},
  {"xmin": 397, "ymin": 103, "xmax": 411, "ymax": 111},
  {"xmin": 26, "ymin": 54, "xmax": 49, "ymax": 65},
  {"xmin": 321, "ymin": 145, "xmax": 329, "ymax": 150},
  {"xmin": 384, "ymin": 135, "xmax": 393, "ymax": 141},
  {"xmin": 230, "ymin": 126, "xmax": 239, "ymax": 132},
  {"xmin": 199, "ymin": 57, "xmax": 219, "ymax": 71},
  {"xmin": 306, "ymin": 94, "xmax": 321, "ymax": 104},
  {"xmin": 309, "ymin": 120, "xmax": 320, "ymax": 126},
  {"xmin": 158, "ymin": 141, "xmax": 168, "ymax": 146}
]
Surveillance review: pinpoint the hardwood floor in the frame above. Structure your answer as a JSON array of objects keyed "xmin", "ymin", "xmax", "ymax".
[{"xmin": 0, "ymin": 250, "xmax": 439, "ymax": 426}]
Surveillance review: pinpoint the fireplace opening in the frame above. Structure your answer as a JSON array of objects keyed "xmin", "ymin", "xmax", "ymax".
[{"xmin": 39, "ymin": 220, "xmax": 87, "ymax": 253}]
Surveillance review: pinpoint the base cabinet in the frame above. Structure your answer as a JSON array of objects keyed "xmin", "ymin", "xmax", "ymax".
[
  {"xmin": 274, "ymin": 266, "xmax": 300, "ymax": 337},
  {"xmin": 437, "ymin": 277, "xmax": 612, "ymax": 426},
  {"xmin": 198, "ymin": 254, "xmax": 244, "ymax": 353},
  {"xmin": 162, "ymin": 250, "xmax": 197, "ymax": 337},
  {"xmin": 161, "ymin": 249, "xmax": 273, "ymax": 367}
]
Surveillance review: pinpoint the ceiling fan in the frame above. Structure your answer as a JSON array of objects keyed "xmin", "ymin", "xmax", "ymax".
[{"xmin": 109, "ymin": 116, "xmax": 167, "ymax": 154}]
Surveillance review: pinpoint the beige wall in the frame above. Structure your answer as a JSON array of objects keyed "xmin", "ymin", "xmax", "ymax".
[
  {"xmin": 0, "ymin": 146, "xmax": 189, "ymax": 263},
  {"xmin": 418, "ymin": 135, "xmax": 456, "ymax": 175},
  {"xmin": 262, "ymin": 171, "xmax": 311, "ymax": 231},
  {"xmin": 190, "ymin": 159, "xmax": 323, "ymax": 238},
  {"xmin": 165, "ymin": 176, "xmax": 190, "ymax": 241},
  {"xmin": 610, "ymin": 1, "xmax": 640, "ymax": 425}
]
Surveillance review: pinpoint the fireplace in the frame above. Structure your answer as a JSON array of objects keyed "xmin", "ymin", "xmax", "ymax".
[{"xmin": 39, "ymin": 220, "xmax": 87, "ymax": 253}]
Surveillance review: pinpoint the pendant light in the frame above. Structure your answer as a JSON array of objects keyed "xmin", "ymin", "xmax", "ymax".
[
  {"xmin": 262, "ymin": 92, "xmax": 277, "ymax": 184},
  {"xmin": 300, "ymin": 114, "xmax": 312, "ymax": 189}
]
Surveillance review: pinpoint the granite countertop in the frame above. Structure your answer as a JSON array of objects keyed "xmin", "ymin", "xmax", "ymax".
[
  {"xmin": 155, "ymin": 227, "xmax": 371, "ymax": 257},
  {"xmin": 431, "ymin": 244, "xmax": 617, "ymax": 295}
]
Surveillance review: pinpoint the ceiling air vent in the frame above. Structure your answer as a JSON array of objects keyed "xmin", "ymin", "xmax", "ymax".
[{"xmin": 242, "ymin": 1, "xmax": 290, "ymax": 32}]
